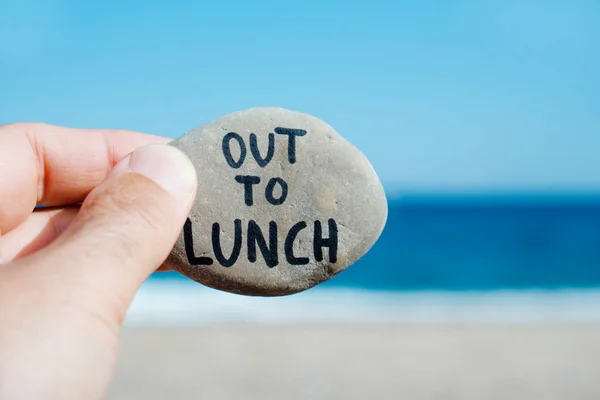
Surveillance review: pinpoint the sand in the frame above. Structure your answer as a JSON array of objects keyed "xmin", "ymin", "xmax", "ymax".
[{"xmin": 107, "ymin": 325, "xmax": 600, "ymax": 400}]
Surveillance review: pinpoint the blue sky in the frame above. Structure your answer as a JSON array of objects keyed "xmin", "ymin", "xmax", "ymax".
[{"xmin": 1, "ymin": 0, "xmax": 598, "ymax": 193}]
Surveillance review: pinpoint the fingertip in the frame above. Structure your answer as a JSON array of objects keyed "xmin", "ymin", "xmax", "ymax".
[{"xmin": 111, "ymin": 144, "xmax": 197, "ymax": 207}]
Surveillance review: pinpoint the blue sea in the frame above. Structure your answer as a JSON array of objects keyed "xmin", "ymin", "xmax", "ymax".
[
  {"xmin": 129, "ymin": 195, "xmax": 600, "ymax": 325},
  {"xmin": 331, "ymin": 195, "xmax": 600, "ymax": 291}
]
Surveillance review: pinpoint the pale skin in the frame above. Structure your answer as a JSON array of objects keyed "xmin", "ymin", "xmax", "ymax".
[{"xmin": 0, "ymin": 123, "xmax": 198, "ymax": 399}]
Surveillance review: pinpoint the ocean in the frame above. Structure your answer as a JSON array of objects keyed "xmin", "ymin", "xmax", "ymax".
[{"xmin": 129, "ymin": 195, "xmax": 600, "ymax": 325}]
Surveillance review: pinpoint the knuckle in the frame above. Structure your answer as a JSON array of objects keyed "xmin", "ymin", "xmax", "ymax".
[
  {"xmin": 0, "ymin": 122, "xmax": 50, "ymax": 135},
  {"xmin": 80, "ymin": 174, "xmax": 170, "ymax": 233},
  {"xmin": 64, "ymin": 174, "xmax": 176, "ymax": 263}
]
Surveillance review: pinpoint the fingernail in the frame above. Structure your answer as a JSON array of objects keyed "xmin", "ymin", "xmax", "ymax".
[{"xmin": 113, "ymin": 144, "xmax": 197, "ymax": 200}]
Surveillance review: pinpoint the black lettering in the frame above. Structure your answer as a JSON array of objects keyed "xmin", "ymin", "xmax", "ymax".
[
  {"xmin": 235, "ymin": 175, "xmax": 261, "ymax": 206},
  {"xmin": 222, "ymin": 132, "xmax": 246, "ymax": 168},
  {"xmin": 247, "ymin": 220, "xmax": 278, "ymax": 268},
  {"xmin": 274, "ymin": 127, "xmax": 307, "ymax": 164},
  {"xmin": 265, "ymin": 177, "xmax": 288, "ymax": 205},
  {"xmin": 183, "ymin": 218, "xmax": 214, "ymax": 265},
  {"xmin": 249, "ymin": 132, "xmax": 275, "ymax": 167},
  {"xmin": 284, "ymin": 221, "xmax": 310, "ymax": 265},
  {"xmin": 212, "ymin": 220, "xmax": 242, "ymax": 267},
  {"xmin": 314, "ymin": 219, "xmax": 338, "ymax": 263}
]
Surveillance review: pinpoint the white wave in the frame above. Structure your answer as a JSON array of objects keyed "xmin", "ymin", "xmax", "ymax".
[{"xmin": 125, "ymin": 280, "xmax": 600, "ymax": 326}]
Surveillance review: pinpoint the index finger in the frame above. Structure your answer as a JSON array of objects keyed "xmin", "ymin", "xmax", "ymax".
[{"xmin": 0, "ymin": 123, "xmax": 169, "ymax": 235}]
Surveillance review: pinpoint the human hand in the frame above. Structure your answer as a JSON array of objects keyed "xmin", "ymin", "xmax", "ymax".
[{"xmin": 0, "ymin": 123, "xmax": 197, "ymax": 399}]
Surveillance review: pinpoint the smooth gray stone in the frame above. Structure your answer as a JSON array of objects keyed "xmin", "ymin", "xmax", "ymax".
[{"xmin": 166, "ymin": 108, "xmax": 387, "ymax": 296}]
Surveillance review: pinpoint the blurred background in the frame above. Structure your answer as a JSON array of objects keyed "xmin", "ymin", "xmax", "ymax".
[{"xmin": 1, "ymin": 0, "xmax": 599, "ymax": 399}]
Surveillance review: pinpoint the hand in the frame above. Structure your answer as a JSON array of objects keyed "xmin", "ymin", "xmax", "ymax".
[{"xmin": 0, "ymin": 123, "xmax": 197, "ymax": 399}]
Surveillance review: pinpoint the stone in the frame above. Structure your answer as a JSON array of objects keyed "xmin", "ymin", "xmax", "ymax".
[{"xmin": 165, "ymin": 107, "xmax": 387, "ymax": 296}]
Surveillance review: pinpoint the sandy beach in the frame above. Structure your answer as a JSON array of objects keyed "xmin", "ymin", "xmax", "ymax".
[{"xmin": 107, "ymin": 324, "xmax": 600, "ymax": 400}]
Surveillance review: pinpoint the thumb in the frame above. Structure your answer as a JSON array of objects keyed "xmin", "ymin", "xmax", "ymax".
[
  {"xmin": 0, "ymin": 144, "xmax": 197, "ymax": 399},
  {"xmin": 45, "ymin": 143, "xmax": 197, "ymax": 310}
]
